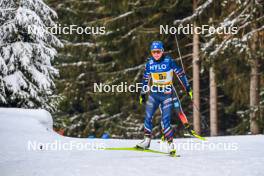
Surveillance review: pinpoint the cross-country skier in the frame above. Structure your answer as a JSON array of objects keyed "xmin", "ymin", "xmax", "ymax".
[{"xmin": 136, "ymin": 41, "xmax": 193, "ymax": 155}]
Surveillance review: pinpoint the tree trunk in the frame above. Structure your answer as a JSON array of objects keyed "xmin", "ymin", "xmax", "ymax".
[
  {"xmin": 210, "ymin": 66, "xmax": 218, "ymax": 136},
  {"xmin": 249, "ymin": 22, "xmax": 260, "ymax": 135},
  {"xmin": 250, "ymin": 59, "xmax": 260, "ymax": 134},
  {"xmin": 192, "ymin": 0, "xmax": 201, "ymax": 134},
  {"xmin": 250, "ymin": 58, "xmax": 260, "ymax": 134}
]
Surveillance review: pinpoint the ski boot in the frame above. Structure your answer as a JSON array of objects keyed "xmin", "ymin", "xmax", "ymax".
[
  {"xmin": 168, "ymin": 141, "xmax": 176, "ymax": 157},
  {"xmin": 136, "ymin": 136, "xmax": 151, "ymax": 149}
]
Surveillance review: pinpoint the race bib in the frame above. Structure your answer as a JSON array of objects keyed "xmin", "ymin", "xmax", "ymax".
[{"xmin": 152, "ymin": 72, "xmax": 167, "ymax": 81}]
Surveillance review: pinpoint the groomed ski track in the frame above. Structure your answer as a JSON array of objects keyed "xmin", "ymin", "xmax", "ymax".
[{"xmin": 0, "ymin": 108, "xmax": 263, "ymax": 176}]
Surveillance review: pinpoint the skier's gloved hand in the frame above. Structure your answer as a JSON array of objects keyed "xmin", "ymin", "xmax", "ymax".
[
  {"xmin": 188, "ymin": 89, "xmax": 193, "ymax": 100},
  {"xmin": 139, "ymin": 93, "xmax": 146, "ymax": 105},
  {"xmin": 183, "ymin": 123, "xmax": 192, "ymax": 134}
]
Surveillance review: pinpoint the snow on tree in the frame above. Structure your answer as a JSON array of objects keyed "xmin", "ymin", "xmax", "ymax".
[
  {"xmin": 200, "ymin": 0, "xmax": 264, "ymax": 59},
  {"xmin": 174, "ymin": 0, "xmax": 264, "ymax": 134},
  {"xmin": 199, "ymin": 0, "xmax": 264, "ymax": 134},
  {"xmin": 0, "ymin": 0, "xmax": 63, "ymax": 111}
]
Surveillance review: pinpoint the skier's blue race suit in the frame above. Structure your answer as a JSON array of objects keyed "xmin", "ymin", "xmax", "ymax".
[{"xmin": 141, "ymin": 55, "xmax": 191, "ymax": 141}]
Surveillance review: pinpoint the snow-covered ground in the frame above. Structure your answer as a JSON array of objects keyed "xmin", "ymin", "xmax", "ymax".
[{"xmin": 0, "ymin": 108, "xmax": 263, "ymax": 176}]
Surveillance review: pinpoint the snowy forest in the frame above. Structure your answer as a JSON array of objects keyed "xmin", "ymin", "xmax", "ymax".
[{"xmin": 0, "ymin": 0, "xmax": 263, "ymax": 139}]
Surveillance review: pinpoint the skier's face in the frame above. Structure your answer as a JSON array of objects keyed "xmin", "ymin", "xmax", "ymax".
[{"xmin": 151, "ymin": 49, "xmax": 163, "ymax": 60}]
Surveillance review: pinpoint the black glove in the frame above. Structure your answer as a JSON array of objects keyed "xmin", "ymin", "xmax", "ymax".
[{"xmin": 139, "ymin": 93, "xmax": 146, "ymax": 105}]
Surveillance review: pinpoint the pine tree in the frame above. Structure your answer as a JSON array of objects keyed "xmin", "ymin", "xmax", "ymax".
[
  {"xmin": 174, "ymin": 0, "xmax": 264, "ymax": 135},
  {"xmin": 47, "ymin": 0, "xmax": 263, "ymax": 137},
  {"xmin": 48, "ymin": 0, "xmax": 194, "ymax": 137},
  {"xmin": 201, "ymin": 0, "xmax": 264, "ymax": 134},
  {"xmin": 0, "ymin": 0, "xmax": 63, "ymax": 111}
]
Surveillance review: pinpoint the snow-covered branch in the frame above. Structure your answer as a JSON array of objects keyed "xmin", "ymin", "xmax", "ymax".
[
  {"xmin": 0, "ymin": 0, "xmax": 63, "ymax": 111},
  {"xmin": 174, "ymin": 0, "xmax": 214, "ymax": 25}
]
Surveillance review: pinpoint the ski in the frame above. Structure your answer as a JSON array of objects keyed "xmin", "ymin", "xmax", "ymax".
[
  {"xmin": 191, "ymin": 130, "xmax": 206, "ymax": 141},
  {"xmin": 157, "ymin": 132, "xmax": 206, "ymax": 144},
  {"xmin": 184, "ymin": 130, "xmax": 207, "ymax": 141},
  {"xmin": 103, "ymin": 147, "xmax": 180, "ymax": 157}
]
